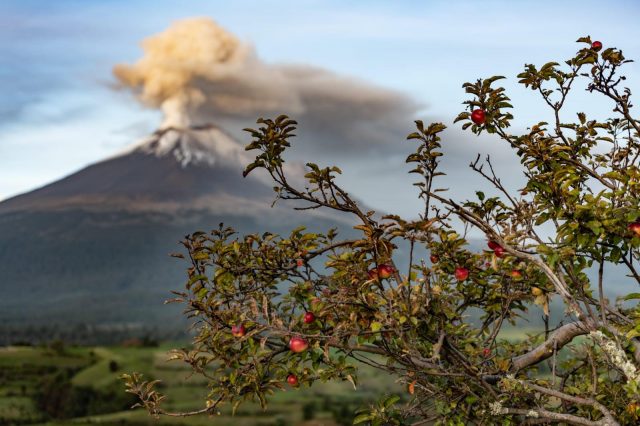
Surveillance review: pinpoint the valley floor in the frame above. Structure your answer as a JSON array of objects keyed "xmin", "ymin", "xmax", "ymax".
[{"xmin": 0, "ymin": 343, "xmax": 401, "ymax": 426}]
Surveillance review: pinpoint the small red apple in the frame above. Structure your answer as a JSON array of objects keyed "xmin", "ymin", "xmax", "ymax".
[
  {"xmin": 628, "ymin": 222, "xmax": 640, "ymax": 237},
  {"xmin": 286, "ymin": 374, "xmax": 299, "ymax": 387},
  {"xmin": 487, "ymin": 240, "xmax": 500, "ymax": 250},
  {"xmin": 231, "ymin": 324, "xmax": 246, "ymax": 337},
  {"xmin": 471, "ymin": 109, "xmax": 486, "ymax": 125},
  {"xmin": 482, "ymin": 348, "xmax": 491, "ymax": 358},
  {"xmin": 591, "ymin": 40, "xmax": 603, "ymax": 51},
  {"xmin": 430, "ymin": 254, "xmax": 439, "ymax": 263},
  {"xmin": 296, "ymin": 258, "xmax": 304, "ymax": 267},
  {"xmin": 377, "ymin": 264, "xmax": 395, "ymax": 279},
  {"xmin": 510, "ymin": 270, "xmax": 522, "ymax": 280},
  {"xmin": 454, "ymin": 267, "xmax": 469, "ymax": 281},
  {"xmin": 289, "ymin": 336, "xmax": 309, "ymax": 353},
  {"xmin": 493, "ymin": 246, "xmax": 505, "ymax": 258},
  {"xmin": 303, "ymin": 312, "xmax": 315, "ymax": 324}
]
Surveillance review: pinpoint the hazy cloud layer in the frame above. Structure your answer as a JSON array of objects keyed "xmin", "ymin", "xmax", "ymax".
[{"xmin": 114, "ymin": 17, "xmax": 421, "ymax": 156}]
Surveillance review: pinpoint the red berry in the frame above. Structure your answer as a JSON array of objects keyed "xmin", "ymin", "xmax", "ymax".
[
  {"xmin": 430, "ymin": 254, "xmax": 439, "ymax": 264},
  {"xmin": 289, "ymin": 336, "xmax": 309, "ymax": 353},
  {"xmin": 591, "ymin": 41, "xmax": 602, "ymax": 51},
  {"xmin": 377, "ymin": 264, "xmax": 395, "ymax": 279},
  {"xmin": 483, "ymin": 348, "xmax": 491, "ymax": 358},
  {"xmin": 286, "ymin": 374, "xmax": 299, "ymax": 387},
  {"xmin": 628, "ymin": 222, "xmax": 640, "ymax": 237},
  {"xmin": 303, "ymin": 312, "xmax": 315, "ymax": 324},
  {"xmin": 296, "ymin": 258, "xmax": 304, "ymax": 267},
  {"xmin": 493, "ymin": 246, "xmax": 505, "ymax": 258},
  {"xmin": 487, "ymin": 241, "xmax": 500, "ymax": 250},
  {"xmin": 454, "ymin": 267, "xmax": 469, "ymax": 281},
  {"xmin": 231, "ymin": 324, "xmax": 246, "ymax": 337},
  {"xmin": 470, "ymin": 109, "xmax": 486, "ymax": 125}
]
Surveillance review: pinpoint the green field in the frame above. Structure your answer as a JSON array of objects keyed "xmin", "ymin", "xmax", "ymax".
[
  {"xmin": 0, "ymin": 326, "xmax": 551, "ymax": 426},
  {"xmin": 0, "ymin": 343, "xmax": 403, "ymax": 426}
]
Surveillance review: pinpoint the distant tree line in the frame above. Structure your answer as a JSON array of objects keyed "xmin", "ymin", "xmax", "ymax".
[{"xmin": 0, "ymin": 323, "xmax": 186, "ymax": 346}]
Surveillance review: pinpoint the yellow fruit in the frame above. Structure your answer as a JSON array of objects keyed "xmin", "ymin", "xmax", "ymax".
[{"xmin": 531, "ymin": 287, "xmax": 543, "ymax": 296}]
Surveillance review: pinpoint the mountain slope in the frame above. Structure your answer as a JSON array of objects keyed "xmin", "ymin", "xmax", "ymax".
[{"xmin": 0, "ymin": 125, "xmax": 354, "ymax": 341}]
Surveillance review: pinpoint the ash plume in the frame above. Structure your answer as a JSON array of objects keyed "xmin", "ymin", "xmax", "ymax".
[{"xmin": 114, "ymin": 17, "xmax": 421, "ymax": 155}]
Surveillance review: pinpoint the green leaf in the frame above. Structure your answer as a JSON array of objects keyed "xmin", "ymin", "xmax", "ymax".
[
  {"xmin": 242, "ymin": 162, "xmax": 260, "ymax": 177},
  {"xmin": 353, "ymin": 413, "xmax": 374, "ymax": 424},
  {"xmin": 187, "ymin": 274, "xmax": 208, "ymax": 285},
  {"xmin": 383, "ymin": 395, "xmax": 400, "ymax": 408},
  {"xmin": 627, "ymin": 329, "xmax": 640, "ymax": 339},
  {"xmin": 192, "ymin": 252, "xmax": 209, "ymax": 260},
  {"xmin": 623, "ymin": 293, "xmax": 640, "ymax": 301}
]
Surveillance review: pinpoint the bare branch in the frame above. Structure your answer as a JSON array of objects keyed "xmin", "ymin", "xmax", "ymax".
[{"xmin": 511, "ymin": 322, "xmax": 589, "ymax": 371}]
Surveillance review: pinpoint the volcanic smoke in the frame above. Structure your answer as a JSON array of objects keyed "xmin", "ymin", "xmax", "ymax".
[{"xmin": 114, "ymin": 17, "xmax": 420, "ymax": 155}]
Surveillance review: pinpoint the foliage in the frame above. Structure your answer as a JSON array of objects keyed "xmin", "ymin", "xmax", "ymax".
[{"xmin": 124, "ymin": 37, "xmax": 640, "ymax": 425}]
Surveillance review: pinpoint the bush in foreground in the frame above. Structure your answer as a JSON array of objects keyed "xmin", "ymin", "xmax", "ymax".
[{"xmin": 124, "ymin": 37, "xmax": 640, "ymax": 425}]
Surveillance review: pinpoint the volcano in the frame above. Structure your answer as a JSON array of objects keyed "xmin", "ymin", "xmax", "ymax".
[
  {"xmin": 0, "ymin": 124, "xmax": 302, "ymax": 213},
  {"xmin": 0, "ymin": 125, "xmax": 354, "ymax": 342}
]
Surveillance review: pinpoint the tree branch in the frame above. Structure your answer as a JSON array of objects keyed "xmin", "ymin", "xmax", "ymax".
[
  {"xmin": 511, "ymin": 322, "xmax": 589, "ymax": 371},
  {"xmin": 500, "ymin": 407, "xmax": 617, "ymax": 426}
]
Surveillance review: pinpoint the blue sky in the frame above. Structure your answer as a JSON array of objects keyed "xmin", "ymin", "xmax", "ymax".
[{"xmin": 2, "ymin": 0, "xmax": 640, "ymax": 217}]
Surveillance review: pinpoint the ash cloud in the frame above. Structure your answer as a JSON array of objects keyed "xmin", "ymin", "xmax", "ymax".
[{"xmin": 114, "ymin": 17, "xmax": 421, "ymax": 156}]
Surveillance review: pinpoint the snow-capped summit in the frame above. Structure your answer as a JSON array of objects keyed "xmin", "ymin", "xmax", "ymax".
[{"xmin": 131, "ymin": 125, "xmax": 249, "ymax": 169}]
